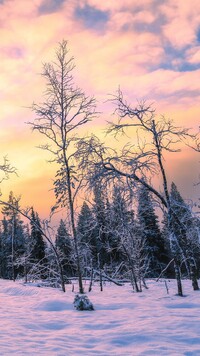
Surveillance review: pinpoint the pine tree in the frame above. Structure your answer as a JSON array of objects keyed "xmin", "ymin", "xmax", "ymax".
[
  {"xmin": 109, "ymin": 185, "xmax": 132, "ymax": 265},
  {"xmin": 161, "ymin": 212, "xmax": 174, "ymax": 278},
  {"xmin": 93, "ymin": 184, "xmax": 110, "ymax": 268},
  {"xmin": 0, "ymin": 217, "xmax": 10, "ymax": 278},
  {"xmin": 76, "ymin": 202, "xmax": 97, "ymax": 267},
  {"xmin": 1, "ymin": 192, "xmax": 26, "ymax": 280},
  {"xmin": 55, "ymin": 219, "xmax": 74, "ymax": 278},
  {"xmin": 29, "ymin": 208, "xmax": 47, "ymax": 279},
  {"xmin": 137, "ymin": 185, "xmax": 168, "ymax": 277},
  {"xmin": 170, "ymin": 182, "xmax": 200, "ymax": 289}
]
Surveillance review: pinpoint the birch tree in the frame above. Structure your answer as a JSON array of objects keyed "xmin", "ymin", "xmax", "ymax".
[{"xmin": 29, "ymin": 40, "xmax": 96, "ymax": 294}]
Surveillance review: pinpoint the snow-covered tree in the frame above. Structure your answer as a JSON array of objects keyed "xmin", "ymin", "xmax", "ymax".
[
  {"xmin": 137, "ymin": 184, "xmax": 169, "ymax": 277},
  {"xmin": 29, "ymin": 209, "xmax": 48, "ymax": 279},
  {"xmin": 108, "ymin": 185, "xmax": 130, "ymax": 265},
  {"xmin": 76, "ymin": 202, "xmax": 97, "ymax": 270},
  {"xmin": 1, "ymin": 192, "xmax": 26, "ymax": 280},
  {"xmin": 29, "ymin": 40, "xmax": 97, "ymax": 294},
  {"xmin": 55, "ymin": 219, "xmax": 74, "ymax": 278},
  {"xmin": 92, "ymin": 184, "xmax": 111, "ymax": 268},
  {"xmin": 170, "ymin": 182, "xmax": 200, "ymax": 289}
]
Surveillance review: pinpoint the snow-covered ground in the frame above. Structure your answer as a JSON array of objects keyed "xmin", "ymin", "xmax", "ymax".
[{"xmin": 0, "ymin": 278, "xmax": 200, "ymax": 355}]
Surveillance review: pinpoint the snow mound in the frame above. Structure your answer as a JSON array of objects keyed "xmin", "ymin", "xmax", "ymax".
[
  {"xmin": 36, "ymin": 299, "xmax": 71, "ymax": 312},
  {"xmin": 1, "ymin": 285, "xmax": 39, "ymax": 297}
]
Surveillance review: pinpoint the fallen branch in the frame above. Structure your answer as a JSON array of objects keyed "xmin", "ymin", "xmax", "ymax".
[
  {"xmin": 156, "ymin": 259, "xmax": 174, "ymax": 282},
  {"xmin": 87, "ymin": 268, "xmax": 124, "ymax": 286}
]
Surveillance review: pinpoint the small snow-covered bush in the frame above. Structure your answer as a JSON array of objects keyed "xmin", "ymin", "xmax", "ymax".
[{"xmin": 73, "ymin": 294, "xmax": 94, "ymax": 311}]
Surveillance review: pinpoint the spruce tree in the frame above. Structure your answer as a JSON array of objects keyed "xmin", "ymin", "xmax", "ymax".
[
  {"xmin": 76, "ymin": 202, "xmax": 97, "ymax": 267},
  {"xmin": 106, "ymin": 185, "xmax": 145, "ymax": 291},
  {"xmin": 161, "ymin": 212, "xmax": 174, "ymax": 277},
  {"xmin": 29, "ymin": 208, "xmax": 47, "ymax": 279},
  {"xmin": 109, "ymin": 185, "xmax": 132, "ymax": 265},
  {"xmin": 170, "ymin": 182, "xmax": 200, "ymax": 289},
  {"xmin": 1, "ymin": 192, "xmax": 26, "ymax": 280},
  {"xmin": 0, "ymin": 217, "xmax": 10, "ymax": 278},
  {"xmin": 137, "ymin": 185, "xmax": 168, "ymax": 277},
  {"xmin": 93, "ymin": 184, "xmax": 110, "ymax": 268},
  {"xmin": 55, "ymin": 219, "xmax": 74, "ymax": 278}
]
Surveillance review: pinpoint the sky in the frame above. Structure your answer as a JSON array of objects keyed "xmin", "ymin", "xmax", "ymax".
[{"xmin": 0, "ymin": 0, "xmax": 199, "ymax": 220}]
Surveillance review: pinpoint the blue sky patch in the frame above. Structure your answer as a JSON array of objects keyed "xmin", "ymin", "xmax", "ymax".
[
  {"xmin": 74, "ymin": 5, "xmax": 109, "ymax": 30},
  {"xmin": 158, "ymin": 43, "xmax": 199, "ymax": 72},
  {"xmin": 196, "ymin": 28, "xmax": 200, "ymax": 43},
  {"xmin": 38, "ymin": 0, "xmax": 65, "ymax": 15},
  {"xmin": 160, "ymin": 61, "xmax": 199, "ymax": 72}
]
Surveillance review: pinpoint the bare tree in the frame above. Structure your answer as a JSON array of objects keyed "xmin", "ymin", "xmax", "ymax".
[
  {"xmin": 77, "ymin": 89, "xmax": 199, "ymax": 296},
  {"xmin": 0, "ymin": 156, "xmax": 16, "ymax": 183},
  {"xmin": 28, "ymin": 40, "xmax": 97, "ymax": 294}
]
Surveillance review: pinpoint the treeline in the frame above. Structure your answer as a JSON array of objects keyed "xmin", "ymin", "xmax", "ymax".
[{"xmin": 0, "ymin": 182, "xmax": 199, "ymax": 291}]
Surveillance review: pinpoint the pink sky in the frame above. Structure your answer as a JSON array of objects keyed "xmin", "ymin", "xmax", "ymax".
[{"xmin": 0, "ymin": 0, "xmax": 199, "ymax": 218}]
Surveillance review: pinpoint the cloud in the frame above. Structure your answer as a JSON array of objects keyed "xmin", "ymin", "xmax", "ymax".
[
  {"xmin": 38, "ymin": 0, "xmax": 65, "ymax": 15},
  {"xmin": 83, "ymin": 0, "xmax": 158, "ymax": 13},
  {"xmin": 0, "ymin": 0, "xmax": 199, "ymax": 214},
  {"xmin": 186, "ymin": 47, "xmax": 200, "ymax": 64},
  {"xmin": 160, "ymin": 0, "xmax": 200, "ymax": 49},
  {"xmin": 164, "ymin": 148, "xmax": 200, "ymax": 201},
  {"xmin": 74, "ymin": 4, "xmax": 109, "ymax": 30},
  {"xmin": 1, "ymin": 46, "xmax": 24, "ymax": 59},
  {"xmin": 123, "ymin": 68, "xmax": 200, "ymax": 105}
]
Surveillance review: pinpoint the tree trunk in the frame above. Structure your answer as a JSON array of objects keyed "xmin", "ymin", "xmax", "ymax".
[
  {"xmin": 11, "ymin": 217, "xmax": 15, "ymax": 282},
  {"xmin": 152, "ymin": 120, "xmax": 184, "ymax": 297},
  {"xmin": 99, "ymin": 269, "xmax": 103, "ymax": 292},
  {"xmin": 58, "ymin": 260, "xmax": 66, "ymax": 293},
  {"xmin": 174, "ymin": 261, "xmax": 183, "ymax": 296},
  {"xmin": 65, "ymin": 158, "xmax": 84, "ymax": 294},
  {"xmin": 88, "ymin": 265, "xmax": 93, "ymax": 292},
  {"xmin": 190, "ymin": 263, "xmax": 199, "ymax": 291},
  {"xmin": 97, "ymin": 253, "xmax": 103, "ymax": 291},
  {"xmin": 130, "ymin": 267, "xmax": 140, "ymax": 292}
]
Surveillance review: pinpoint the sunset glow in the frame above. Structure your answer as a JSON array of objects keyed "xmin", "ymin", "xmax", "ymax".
[{"xmin": 0, "ymin": 0, "xmax": 199, "ymax": 218}]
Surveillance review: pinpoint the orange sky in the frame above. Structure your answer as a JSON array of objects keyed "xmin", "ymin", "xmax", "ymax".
[{"xmin": 0, "ymin": 0, "xmax": 199, "ymax": 220}]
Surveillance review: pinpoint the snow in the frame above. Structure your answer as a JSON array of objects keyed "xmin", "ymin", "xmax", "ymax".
[{"xmin": 0, "ymin": 278, "xmax": 200, "ymax": 355}]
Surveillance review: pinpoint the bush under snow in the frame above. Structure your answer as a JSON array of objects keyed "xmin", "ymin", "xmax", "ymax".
[{"xmin": 73, "ymin": 293, "xmax": 94, "ymax": 311}]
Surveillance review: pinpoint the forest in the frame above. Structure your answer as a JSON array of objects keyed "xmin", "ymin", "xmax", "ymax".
[{"xmin": 0, "ymin": 40, "xmax": 199, "ymax": 305}]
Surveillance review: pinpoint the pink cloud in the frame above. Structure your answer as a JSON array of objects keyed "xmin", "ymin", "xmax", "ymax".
[
  {"xmin": 84, "ymin": 0, "xmax": 155, "ymax": 12},
  {"xmin": 160, "ymin": 0, "xmax": 200, "ymax": 48},
  {"xmin": 186, "ymin": 47, "xmax": 200, "ymax": 64}
]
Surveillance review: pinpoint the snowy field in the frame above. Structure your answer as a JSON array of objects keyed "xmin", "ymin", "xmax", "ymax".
[{"xmin": 0, "ymin": 278, "xmax": 200, "ymax": 355}]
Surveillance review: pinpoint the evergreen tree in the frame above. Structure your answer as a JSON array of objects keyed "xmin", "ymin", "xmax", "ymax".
[
  {"xmin": 161, "ymin": 212, "xmax": 174, "ymax": 277},
  {"xmin": 76, "ymin": 202, "xmax": 97, "ymax": 267},
  {"xmin": 104, "ymin": 185, "xmax": 146, "ymax": 291},
  {"xmin": 1, "ymin": 192, "xmax": 26, "ymax": 280},
  {"xmin": 29, "ymin": 208, "xmax": 47, "ymax": 279},
  {"xmin": 0, "ymin": 217, "xmax": 10, "ymax": 278},
  {"xmin": 137, "ymin": 185, "xmax": 168, "ymax": 277},
  {"xmin": 109, "ymin": 185, "xmax": 132, "ymax": 265},
  {"xmin": 55, "ymin": 219, "xmax": 74, "ymax": 277},
  {"xmin": 170, "ymin": 182, "xmax": 200, "ymax": 288},
  {"xmin": 93, "ymin": 184, "xmax": 110, "ymax": 268}
]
